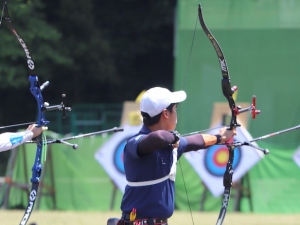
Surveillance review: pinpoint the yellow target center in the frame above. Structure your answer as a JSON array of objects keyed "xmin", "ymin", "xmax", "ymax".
[{"xmin": 216, "ymin": 151, "xmax": 228, "ymax": 164}]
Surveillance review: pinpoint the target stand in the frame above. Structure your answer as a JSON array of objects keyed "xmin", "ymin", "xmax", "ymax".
[{"xmin": 1, "ymin": 144, "xmax": 56, "ymax": 210}]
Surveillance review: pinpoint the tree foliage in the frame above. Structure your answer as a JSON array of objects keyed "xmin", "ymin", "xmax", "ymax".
[
  {"xmin": 0, "ymin": 0, "xmax": 176, "ymax": 120},
  {"xmin": 41, "ymin": 0, "xmax": 177, "ymax": 103},
  {"xmin": 0, "ymin": 0, "xmax": 70, "ymax": 87},
  {"xmin": 0, "ymin": 0, "xmax": 70, "ymax": 126},
  {"xmin": 0, "ymin": 0, "xmax": 176, "ymax": 174}
]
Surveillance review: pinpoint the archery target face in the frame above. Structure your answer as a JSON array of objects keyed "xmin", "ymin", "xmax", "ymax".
[
  {"xmin": 113, "ymin": 139, "xmax": 128, "ymax": 174},
  {"xmin": 95, "ymin": 124, "xmax": 142, "ymax": 193},
  {"xmin": 184, "ymin": 126, "xmax": 264, "ymax": 197},
  {"xmin": 204, "ymin": 144, "xmax": 242, "ymax": 177}
]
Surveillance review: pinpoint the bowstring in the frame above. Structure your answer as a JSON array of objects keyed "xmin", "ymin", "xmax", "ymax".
[
  {"xmin": 177, "ymin": 12, "xmax": 198, "ymax": 225},
  {"xmin": 182, "ymin": 14, "xmax": 198, "ymax": 91}
]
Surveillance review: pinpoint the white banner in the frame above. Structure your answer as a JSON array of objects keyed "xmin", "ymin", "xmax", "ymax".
[{"xmin": 293, "ymin": 146, "xmax": 300, "ymax": 168}]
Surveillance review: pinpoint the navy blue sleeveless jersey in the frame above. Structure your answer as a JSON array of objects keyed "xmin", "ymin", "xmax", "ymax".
[{"xmin": 120, "ymin": 125, "xmax": 187, "ymax": 218}]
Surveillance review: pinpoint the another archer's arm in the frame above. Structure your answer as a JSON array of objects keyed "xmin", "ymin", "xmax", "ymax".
[
  {"xmin": 0, "ymin": 124, "xmax": 44, "ymax": 152},
  {"xmin": 0, "ymin": 131, "xmax": 33, "ymax": 152}
]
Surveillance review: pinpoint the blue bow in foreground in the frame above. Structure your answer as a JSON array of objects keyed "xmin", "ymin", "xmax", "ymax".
[{"xmin": 2, "ymin": 2, "xmax": 71, "ymax": 224}]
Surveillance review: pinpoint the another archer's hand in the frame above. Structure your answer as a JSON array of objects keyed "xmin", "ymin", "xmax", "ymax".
[{"xmin": 26, "ymin": 124, "xmax": 48, "ymax": 138}]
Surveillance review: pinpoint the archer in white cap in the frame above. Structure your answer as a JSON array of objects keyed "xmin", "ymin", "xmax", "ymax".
[
  {"xmin": 0, "ymin": 124, "xmax": 45, "ymax": 153},
  {"xmin": 117, "ymin": 87, "xmax": 236, "ymax": 225}
]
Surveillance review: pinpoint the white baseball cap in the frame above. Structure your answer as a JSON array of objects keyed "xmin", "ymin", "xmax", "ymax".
[{"xmin": 140, "ymin": 87, "xmax": 187, "ymax": 117}]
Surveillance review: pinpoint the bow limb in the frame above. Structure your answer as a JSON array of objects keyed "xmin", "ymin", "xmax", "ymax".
[
  {"xmin": 198, "ymin": 5, "xmax": 239, "ymax": 130},
  {"xmin": 198, "ymin": 4, "xmax": 238, "ymax": 225}
]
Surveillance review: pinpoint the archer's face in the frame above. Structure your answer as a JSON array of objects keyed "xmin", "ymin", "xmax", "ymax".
[{"xmin": 166, "ymin": 104, "xmax": 178, "ymax": 131}]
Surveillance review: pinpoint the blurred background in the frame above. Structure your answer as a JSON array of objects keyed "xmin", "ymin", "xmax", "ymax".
[
  {"xmin": 1, "ymin": 0, "xmax": 300, "ymax": 219},
  {"xmin": 0, "ymin": 0, "xmax": 176, "ymax": 174}
]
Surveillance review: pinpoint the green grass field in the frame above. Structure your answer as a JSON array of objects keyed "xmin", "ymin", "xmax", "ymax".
[{"xmin": 1, "ymin": 210, "xmax": 300, "ymax": 225}]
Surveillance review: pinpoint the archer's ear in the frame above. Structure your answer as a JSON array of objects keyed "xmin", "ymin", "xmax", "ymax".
[{"xmin": 162, "ymin": 109, "xmax": 169, "ymax": 118}]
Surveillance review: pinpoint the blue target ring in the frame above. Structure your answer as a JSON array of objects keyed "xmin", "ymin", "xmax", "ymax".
[
  {"xmin": 113, "ymin": 139, "xmax": 128, "ymax": 174},
  {"xmin": 204, "ymin": 145, "xmax": 242, "ymax": 177}
]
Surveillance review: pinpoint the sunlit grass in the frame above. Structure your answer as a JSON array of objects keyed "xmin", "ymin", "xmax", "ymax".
[{"xmin": 1, "ymin": 210, "xmax": 300, "ymax": 225}]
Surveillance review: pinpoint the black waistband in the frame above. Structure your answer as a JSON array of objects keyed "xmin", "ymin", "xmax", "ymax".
[
  {"xmin": 119, "ymin": 218, "xmax": 168, "ymax": 225},
  {"xmin": 121, "ymin": 213, "xmax": 167, "ymax": 225}
]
